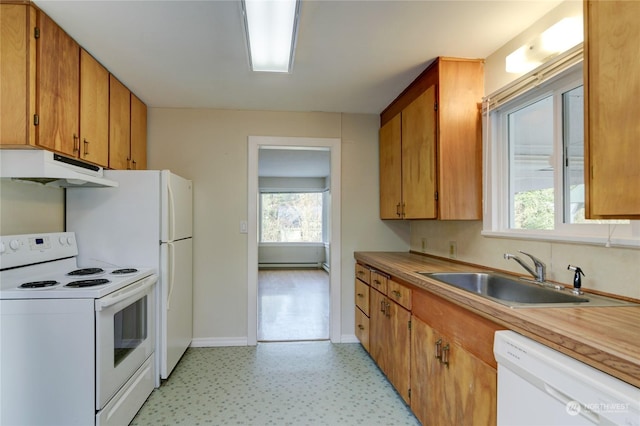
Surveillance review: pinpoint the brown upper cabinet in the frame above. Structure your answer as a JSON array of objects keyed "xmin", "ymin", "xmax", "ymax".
[
  {"xmin": 379, "ymin": 57, "xmax": 484, "ymax": 220},
  {"xmin": 109, "ymin": 77, "xmax": 148, "ymax": 170},
  {"xmin": 80, "ymin": 49, "xmax": 109, "ymax": 166},
  {"xmin": 584, "ymin": 0, "xmax": 640, "ymax": 219},
  {"xmin": 0, "ymin": 3, "xmax": 146, "ymax": 170},
  {"xmin": 109, "ymin": 75, "xmax": 131, "ymax": 170},
  {"xmin": 130, "ymin": 94, "xmax": 148, "ymax": 170}
]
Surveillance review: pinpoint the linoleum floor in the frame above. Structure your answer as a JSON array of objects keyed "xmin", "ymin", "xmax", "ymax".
[{"xmin": 131, "ymin": 341, "xmax": 420, "ymax": 425}]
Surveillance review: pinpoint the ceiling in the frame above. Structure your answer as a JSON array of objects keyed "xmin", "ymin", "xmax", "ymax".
[{"xmin": 33, "ymin": 0, "xmax": 563, "ymax": 115}]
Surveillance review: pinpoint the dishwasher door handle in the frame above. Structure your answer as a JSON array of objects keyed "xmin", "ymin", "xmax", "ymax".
[{"xmin": 543, "ymin": 383, "xmax": 600, "ymax": 424}]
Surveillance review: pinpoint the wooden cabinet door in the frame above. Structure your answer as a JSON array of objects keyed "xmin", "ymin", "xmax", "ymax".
[
  {"xmin": 402, "ymin": 85, "xmax": 437, "ymax": 219},
  {"xmin": 410, "ymin": 315, "xmax": 435, "ymax": 426},
  {"xmin": 379, "ymin": 113, "xmax": 402, "ymax": 219},
  {"xmin": 109, "ymin": 75, "xmax": 131, "ymax": 170},
  {"xmin": 437, "ymin": 59, "xmax": 484, "ymax": 220},
  {"xmin": 369, "ymin": 288, "xmax": 388, "ymax": 372},
  {"xmin": 1, "ymin": 4, "xmax": 36, "ymax": 147},
  {"xmin": 36, "ymin": 10, "xmax": 80, "ymax": 157},
  {"xmin": 585, "ymin": 0, "xmax": 640, "ymax": 218},
  {"xmin": 130, "ymin": 94, "xmax": 147, "ymax": 170},
  {"xmin": 387, "ymin": 301, "xmax": 410, "ymax": 404},
  {"xmin": 79, "ymin": 49, "xmax": 108, "ymax": 167}
]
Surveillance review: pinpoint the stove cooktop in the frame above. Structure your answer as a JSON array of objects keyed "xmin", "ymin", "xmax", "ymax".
[{"xmin": 0, "ymin": 232, "xmax": 155, "ymax": 300}]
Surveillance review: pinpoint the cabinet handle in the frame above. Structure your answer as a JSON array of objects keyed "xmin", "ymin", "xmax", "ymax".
[
  {"xmin": 356, "ymin": 293, "xmax": 364, "ymax": 298},
  {"xmin": 435, "ymin": 338, "xmax": 443, "ymax": 360},
  {"xmin": 358, "ymin": 324, "xmax": 365, "ymax": 330},
  {"xmin": 441, "ymin": 344, "xmax": 450, "ymax": 367},
  {"xmin": 83, "ymin": 139, "xmax": 89, "ymax": 156},
  {"xmin": 385, "ymin": 302, "xmax": 391, "ymax": 318},
  {"xmin": 73, "ymin": 134, "xmax": 79, "ymax": 152},
  {"xmin": 396, "ymin": 203, "xmax": 401, "ymax": 217},
  {"xmin": 391, "ymin": 290, "xmax": 401, "ymax": 299},
  {"xmin": 380, "ymin": 301, "xmax": 386, "ymax": 314},
  {"xmin": 132, "ymin": 159, "xmax": 137, "ymax": 170},
  {"xmin": 126, "ymin": 157, "xmax": 132, "ymax": 170},
  {"xmin": 357, "ymin": 270, "xmax": 364, "ymax": 276},
  {"xmin": 401, "ymin": 202, "xmax": 406, "ymax": 218},
  {"xmin": 373, "ymin": 279, "xmax": 381, "ymax": 286}
]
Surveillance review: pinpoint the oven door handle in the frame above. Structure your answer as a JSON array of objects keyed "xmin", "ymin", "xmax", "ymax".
[{"xmin": 96, "ymin": 275, "xmax": 158, "ymax": 311}]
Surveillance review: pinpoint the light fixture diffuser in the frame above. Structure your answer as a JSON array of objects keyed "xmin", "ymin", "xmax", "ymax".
[{"xmin": 241, "ymin": 0, "xmax": 301, "ymax": 73}]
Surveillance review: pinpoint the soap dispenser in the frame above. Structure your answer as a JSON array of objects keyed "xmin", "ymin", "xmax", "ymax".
[{"xmin": 567, "ymin": 265, "xmax": 585, "ymax": 295}]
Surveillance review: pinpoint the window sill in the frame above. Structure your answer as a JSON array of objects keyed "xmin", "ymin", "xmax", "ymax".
[{"xmin": 481, "ymin": 230, "xmax": 640, "ymax": 249}]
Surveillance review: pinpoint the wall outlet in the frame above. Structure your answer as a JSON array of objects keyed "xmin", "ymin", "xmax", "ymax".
[
  {"xmin": 448, "ymin": 241, "xmax": 457, "ymax": 259},
  {"xmin": 421, "ymin": 238, "xmax": 427, "ymax": 252}
]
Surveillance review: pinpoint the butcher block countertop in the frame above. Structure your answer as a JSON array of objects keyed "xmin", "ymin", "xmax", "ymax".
[{"xmin": 354, "ymin": 251, "xmax": 640, "ymax": 388}]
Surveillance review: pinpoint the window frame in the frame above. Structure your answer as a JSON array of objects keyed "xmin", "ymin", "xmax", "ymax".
[{"xmin": 483, "ymin": 63, "xmax": 639, "ymax": 248}]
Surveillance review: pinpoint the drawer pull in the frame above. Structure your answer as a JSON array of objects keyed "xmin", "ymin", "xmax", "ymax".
[
  {"xmin": 391, "ymin": 290, "xmax": 401, "ymax": 298},
  {"xmin": 441, "ymin": 344, "xmax": 450, "ymax": 367},
  {"xmin": 435, "ymin": 338, "xmax": 443, "ymax": 360},
  {"xmin": 358, "ymin": 324, "xmax": 365, "ymax": 330},
  {"xmin": 357, "ymin": 292, "xmax": 364, "ymax": 298}
]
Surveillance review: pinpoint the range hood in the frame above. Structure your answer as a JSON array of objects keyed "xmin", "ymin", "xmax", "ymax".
[{"xmin": 0, "ymin": 150, "xmax": 118, "ymax": 188}]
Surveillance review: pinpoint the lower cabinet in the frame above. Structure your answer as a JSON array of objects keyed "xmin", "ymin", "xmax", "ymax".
[
  {"xmin": 355, "ymin": 261, "xmax": 503, "ymax": 425},
  {"xmin": 411, "ymin": 289, "xmax": 502, "ymax": 426},
  {"xmin": 369, "ymin": 284, "xmax": 411, "ymax": 404}
]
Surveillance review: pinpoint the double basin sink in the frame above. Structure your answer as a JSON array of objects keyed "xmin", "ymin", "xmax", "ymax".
[{"xmin": 418, "ymin": 272, "xmax": 637, "ymax": 308}]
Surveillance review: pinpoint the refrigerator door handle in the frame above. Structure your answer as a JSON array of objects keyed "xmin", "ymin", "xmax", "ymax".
[
  {"xmin": 166, "ymin": 242, "xmax": 176, "ymax": 310},
  {"xmin": 168, "ymin": 182, "xmax": 176, "ymax": 242}
]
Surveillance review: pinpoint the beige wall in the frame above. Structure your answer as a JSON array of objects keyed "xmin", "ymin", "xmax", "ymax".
[
  {"xmin": 0, "ymin": 180, "xmax": 64, "ymax": 235},
  {"xmin": 409, "ymin": 221, "xmax": 639, "ymax": 299},
  {"xmin": 147, "ymin": 108, "xmax": 409, "ymax": 342}
]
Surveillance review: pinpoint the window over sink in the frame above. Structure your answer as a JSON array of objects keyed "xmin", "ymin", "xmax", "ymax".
[{"xmin": 483, "ymin": 48, "xmax": 638, "ymax": 248}]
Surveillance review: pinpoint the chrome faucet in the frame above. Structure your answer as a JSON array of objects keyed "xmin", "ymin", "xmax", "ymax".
[{"xmin": 504, "ymin": 251, "xmax": 546, "ymax": 283}]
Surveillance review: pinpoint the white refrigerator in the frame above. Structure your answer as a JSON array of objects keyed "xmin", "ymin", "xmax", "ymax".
[{"xmin": 66, "ymin": 170, "xmax": 193, "ymax": 383}]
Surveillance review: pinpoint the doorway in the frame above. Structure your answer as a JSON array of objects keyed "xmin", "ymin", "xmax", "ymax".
[{"xmin": 247, "ymin": 137, "xmax": 341, "ymax": 346}]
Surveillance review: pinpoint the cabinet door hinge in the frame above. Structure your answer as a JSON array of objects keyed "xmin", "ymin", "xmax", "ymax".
[
  {"xmin": 434, "ymin": 102, "xmax": 438, "ymax": 111},
  {"xmin": 33, "ymin": 114, "xmax": 39, "ymax": 126},
  {"xmin": 34, "ymin": 27, "xmax": 40, "ymax": 39},
  {"xmin": 408, "ymin": 320, "xmax": 411, "ymax": 330},
  {"xmin": 434, "ymin": 191, "xmax": 438, "ymax": 201},
  {"xmin": 408, "ymin": 389, "xmax": 411, "ymax": 399}
]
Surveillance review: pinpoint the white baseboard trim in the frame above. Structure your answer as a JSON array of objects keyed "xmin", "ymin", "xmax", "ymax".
[
  {"xmin": 190, "ymin": 337, "xmax": 249, "ymax": 347},
  {"xmin": 341, "ymin": 334, "xmax": 359, "ymax": 344}
]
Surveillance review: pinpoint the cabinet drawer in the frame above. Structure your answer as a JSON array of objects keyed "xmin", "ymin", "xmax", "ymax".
[
  {"xmin": 355, "ymin": 263, "xmax": 371, "ymax": 284},
  {"xmin": 388, "ymin": 279, "xmax": 412, "ymax": 310},
  {"xmin": 355, "ymin": 307, "xmax": 370, "ymax": 352},
  {"xmin": 355, "ymin": 279, "xmax": 370, "ymax": 316},
  {"xmin": 370, "ymin": 271, "xmax": 388, "ymax": 295}
]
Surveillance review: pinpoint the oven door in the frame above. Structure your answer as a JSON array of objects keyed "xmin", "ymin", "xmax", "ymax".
[{"xmin": 95, "ymin": 274, "xmax": 157, "ymax": 410}]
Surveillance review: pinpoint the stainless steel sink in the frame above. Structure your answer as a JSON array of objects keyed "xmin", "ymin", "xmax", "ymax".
[{"xmin": 418, "ymin": 272, "xmax": 638, "ymax": 308}]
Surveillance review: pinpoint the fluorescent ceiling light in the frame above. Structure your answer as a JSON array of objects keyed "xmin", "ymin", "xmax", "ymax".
[
  {"xmin": 506, "ymin": 16, "xmax": 583, "ymax": 74},
  {"xmin": 241, "ymin": 0, "xmax": 301, "ymax": 73}
]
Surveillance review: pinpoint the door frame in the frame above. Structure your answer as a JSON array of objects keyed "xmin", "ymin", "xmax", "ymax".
[{"xmin": 247, "ymin": 136, "xmax": 341, "ymax": 346}]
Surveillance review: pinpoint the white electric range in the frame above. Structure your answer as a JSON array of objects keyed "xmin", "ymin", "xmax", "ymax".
[{"xmin": 0, "ymin": 232, "xmax": 158, "ymax": 426}]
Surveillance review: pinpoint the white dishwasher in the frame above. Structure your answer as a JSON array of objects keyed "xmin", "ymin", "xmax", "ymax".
[{"xmin": 494, "ymin": 330, "xmax": 640, "ymax": 426}]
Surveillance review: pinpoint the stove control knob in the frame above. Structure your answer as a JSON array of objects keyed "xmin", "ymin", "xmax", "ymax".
[
  {"xmin": 0, "ymin": 242, "xmax": 5, "ymax": 254},
  {"xmin": 67, "ymin": 236, "xmax": 74, "ymax": 245},
  {"xmin": 59, "ymin": 236, "xmax": 66, "ymax": 245},
  {"xmin": 9, "ymin": 239, "xmax": 20, "ymax": 251}
]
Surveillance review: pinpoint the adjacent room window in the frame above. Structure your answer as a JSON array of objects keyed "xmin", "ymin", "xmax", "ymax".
[
  {"xmin": 484, "ymin": 59, "xmax": 636, "ymax": 245},
  {"xmin": 260, "ymin": 192, "xmax": 323, "ymax": 242}
]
